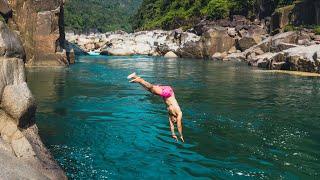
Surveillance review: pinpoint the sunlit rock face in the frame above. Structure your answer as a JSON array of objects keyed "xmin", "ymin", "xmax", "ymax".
[{"xmin": 6, "ymin": 0, "xmax": 73, "ymax": 67}]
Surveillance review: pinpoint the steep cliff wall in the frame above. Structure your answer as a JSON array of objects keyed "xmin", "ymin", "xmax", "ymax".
[
  {"xmin": 5, "ymin": 0, "xmax": 73, "ymax": 67},
  {"xmin": 0, "ymin": 20, "xmax": 66, "ymax": 179}
]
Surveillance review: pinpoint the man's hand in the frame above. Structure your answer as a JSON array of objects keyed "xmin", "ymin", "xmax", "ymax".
[
  {"xmin": 172, "ymin": 135, "xmax": 178, "ymax": 142},
  {"xmin": 180, "ymin": 136, "xmax": 185, "ymax": 143}
]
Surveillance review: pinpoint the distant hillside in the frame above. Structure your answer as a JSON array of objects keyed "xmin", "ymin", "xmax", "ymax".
[
  {"xmin": 64, "ymin": 0, "xmax": 142, "ymax": 33},
  {"xmin": 132, "ymin": 0, "xmax": 295, "ymax": 30}
]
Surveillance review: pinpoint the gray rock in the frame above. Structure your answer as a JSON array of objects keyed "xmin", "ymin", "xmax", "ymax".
[
  {"xmin": 0, "ymin": 57, "xmax": 26, "ymax": 102},
  {"xmin": 0, "ymin": 21, "xmax": 25, "ymax": 59},
  {"xmin": 280, "ymin": 45, "xmax": 320, "ymax": 72},
  {"xmin": 248, "ymin": 52, "xmax": 276, "ymax": 68},
  {"xmin": 237, "ymin": 37, "xmax": 259, "ymax": 51},
  {"xmin": 177, "ymin": 41, "xmax": 204, "ymax": 59},
  {"xmin": 1, "ymin": 83, "xmax": 36, "ymax": 128},
  {"xmin": 0, "ymin": 0, "xmax": 11, "ymax": 15}
]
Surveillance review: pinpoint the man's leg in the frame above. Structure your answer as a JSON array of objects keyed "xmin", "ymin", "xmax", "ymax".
[{"xmin": 131, "ymin": 77, "xmax": 162, "ymax": 96}]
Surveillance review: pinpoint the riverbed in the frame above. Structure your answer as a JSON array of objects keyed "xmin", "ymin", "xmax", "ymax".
[{"xmin": 27, "ymin": 56, "xmax": 320, "ymax": 179}]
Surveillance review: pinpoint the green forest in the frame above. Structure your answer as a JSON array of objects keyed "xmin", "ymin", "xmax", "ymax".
[
  {"xmin": 64, "ymin": 0, "xmax": 142, "ymax": 32},
  {"xmin": 64, "ymin": 0, "xmax": 316, "ymax": 32},
  {"xmin": 132, "ymin": 0, "xmax": 296, "ymax": 30}
]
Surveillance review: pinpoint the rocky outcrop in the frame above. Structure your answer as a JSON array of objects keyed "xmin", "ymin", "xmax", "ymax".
[
  {"xmin": 0, "ymin": 18, "xmax": 66, "ymax": 179},
  {"xmin": 6, "ymin": 0, "xmax": 74, "ymax": 66},
  {"xmin": 271, "ymin": 0, "xmax": 320, "ymax": 33},
  {"xmin": 201, "ymin": 27, "xmax": 235, "ymax": 59},
  {"xmin": 248, "ymin": 45, "xmax": 320, "ymax": 72},
  {"xmin": 68, "ymin": 15, "xmax": 320, "ymax": 74},
  {"xmin": 68, "ymin": 29, "xmax": 201, "ymax": 56},
  {"xmin": 68, "ymin": 22, "xmax": 267, "ymax": 60}
]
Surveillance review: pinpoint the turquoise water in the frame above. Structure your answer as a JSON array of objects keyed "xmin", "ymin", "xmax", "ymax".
[{"xmin": 27, "ymin": 56, "xmax": 320, "ymax": 179}]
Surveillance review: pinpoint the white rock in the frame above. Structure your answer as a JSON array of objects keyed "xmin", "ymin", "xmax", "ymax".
[{"xmin": 164, "ymin": 51, "xmax": 178, "ymax": 58}]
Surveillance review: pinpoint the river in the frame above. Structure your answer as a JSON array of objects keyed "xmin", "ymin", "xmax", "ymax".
[{"xmin": 26, "ymin": 56, "xmax": 320, "ymax": 179}]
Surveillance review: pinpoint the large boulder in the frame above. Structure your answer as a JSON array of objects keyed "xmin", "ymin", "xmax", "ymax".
[
  {"xmin": 99, "ymin": 30, "xmax": 200, "ymax": 57},
  {"xmin": 248, "ymin": 52, "xmax": 276, "ymax": 68},
  {"xmin": 237, "ymin": 26, "xmax": 267, "ymax": 51},
  {"xmin": 247, "ymin": 45, "xmax": 320, "ymax": 72},
  {"xmin": 0, "ymin": 21, "xmax": 25, "ymax": 59},
  {"xmin": 280, "ymin": 45, "xmax": 320, "ymax": 72},
  {"xmin": 201, "ymin": 27, "xmax": 235, "ymax": 59},
  {"xmin": 243, "ymin": 31, "xmax": 299, "ymax": 59},
  {"xmin": 1, "ymin": 83, "xmax": 36, "ymax": 128},
  {"xmin": 237, "ymin": 37, "xmax": 259, "ymax": 51},
  {"xmin": 177, "ymin": 40, "xmax": 204, "ymax": 59}
]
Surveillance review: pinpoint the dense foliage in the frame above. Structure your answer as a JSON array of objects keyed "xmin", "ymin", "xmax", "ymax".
[
  {"xmin": 132, "ymin": 0, "xmax": 295, "ymax": 30},
  {"xmin": 64, "ymin": 0, "xmax": 142, "ymax": 33}
]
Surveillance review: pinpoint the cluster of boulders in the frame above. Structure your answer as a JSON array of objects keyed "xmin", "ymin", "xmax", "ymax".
[
  {"xmin": 67, "ymin": 15, "xmax": 320, "ymax": 73},
  {"xmin": 0, "ymin": 21, "xmax": 66, "ymax": 179},
  {"xmin": 242, "ymin": 30, "xmax": 320, "ymax": 72},
  {"xmin": 66, "ymin": 29, "xmax": 201, "ymax": 56}
]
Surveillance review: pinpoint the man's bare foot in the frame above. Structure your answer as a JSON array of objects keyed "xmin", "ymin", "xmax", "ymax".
[
  {"xmin": 127, "ymin": 72, "xmax": 137, "ymax": 79},
  {"xmin": 127, "ymin": 72, "xmax": 141, "ymax": 83},
  {"xmin": 129, "ymin": 77, "xmax": 141, "ymax": 83}
]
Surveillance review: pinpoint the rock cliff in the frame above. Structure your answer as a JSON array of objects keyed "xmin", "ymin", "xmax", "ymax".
[
  {"xmin": 0, "ymin": 20, "xmax": 66, "ymax": 179},
  {"xmin": 1, "ymin": 0, "xmax": 67, "ymax": 178},
  {"xmin": 4, "ymin": 0, "xmax": 74, "ymax": 66}
]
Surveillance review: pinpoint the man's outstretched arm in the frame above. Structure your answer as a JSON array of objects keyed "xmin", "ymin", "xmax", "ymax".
[
  {"xmin": 169, "ymin": 117, "xmax": 178, "ymax": 141},
  {"xmin": 177, "ymin": 112, "xmax": 184, "ymax": 142}
]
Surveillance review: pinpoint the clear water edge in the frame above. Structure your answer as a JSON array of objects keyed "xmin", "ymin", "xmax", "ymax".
[{"xmin": 26, "ymin": 56, "xmax": 320, "ymax": 179}]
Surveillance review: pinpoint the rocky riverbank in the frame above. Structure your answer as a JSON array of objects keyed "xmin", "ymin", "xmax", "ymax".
[
  {"xmin": 0, "ymin": 21, "xmax": 66, "ymax": 179},
  {"xmin": 67, "ymin": 15, "xmax": 320, "ymax": 73},
  {"xmin": 0, "ymin": 0, "xmax": 68, "ymax": 178}
]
